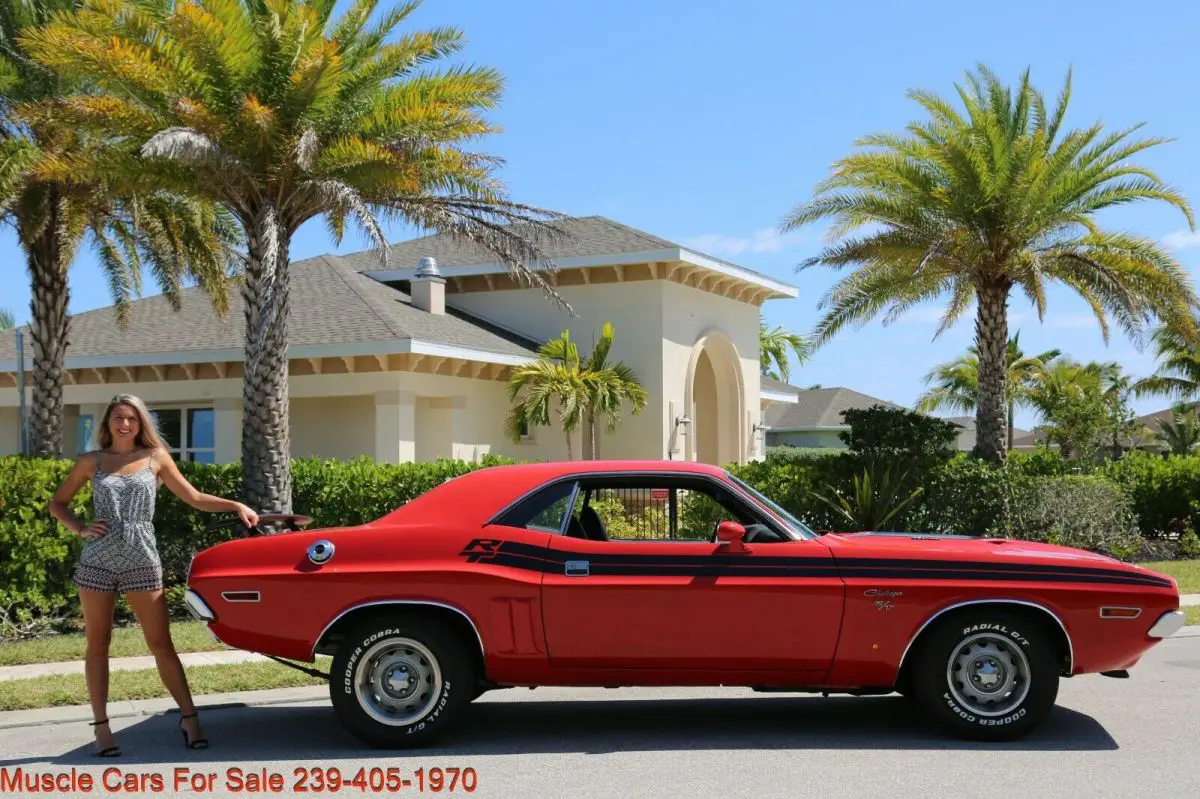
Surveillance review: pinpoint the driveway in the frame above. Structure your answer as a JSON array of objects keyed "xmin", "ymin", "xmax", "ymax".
[{"xmin": 2, "ymin": 631, "xmax": 1198, "ymax": 798}]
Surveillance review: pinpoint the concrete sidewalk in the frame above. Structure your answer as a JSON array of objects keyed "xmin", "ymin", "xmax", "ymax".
[
  {"xmin": 0, "ymin": 649, "xmax": 269, "ymax": 682},
  {"xmin": 1181, "ymin": 593, "xmax": 1200, "ymax": 607}
]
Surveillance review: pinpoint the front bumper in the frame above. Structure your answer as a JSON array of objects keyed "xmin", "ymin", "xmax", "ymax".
[{"xmin": 1147, "ymin": 610, "xmax": 1186, "ymax": 639}]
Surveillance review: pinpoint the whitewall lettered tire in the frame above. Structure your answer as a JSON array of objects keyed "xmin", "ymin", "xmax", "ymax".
[
  {"xmin": 911, "ymin": 608, "xmax": 1060, "ymax": 741},
  {"xmin": 329, "ymin": 617, "xmax": 473, "ymax": 748}
]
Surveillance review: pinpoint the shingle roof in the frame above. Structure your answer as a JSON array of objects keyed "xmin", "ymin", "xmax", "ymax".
[
  {"xmin": 763, "ymin": 387, "xmax": 907, "ymax": 430},
  {"xmin": 760, "ymin": 376, "xmax": 803, "ymax": 395},
  {"xmin": 942, "ymin": 415, "xmax": 1031, "ymax": 451},
  {"xmin": 343, "ymin": 215, "xmax": 792, "ymax": 291},
  {"xmin": 0, "ymin": 253, "xmax": 539, "ymax": 364}
]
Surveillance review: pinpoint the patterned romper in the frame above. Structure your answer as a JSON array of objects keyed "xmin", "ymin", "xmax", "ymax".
[{"xmin": 72, "ymin": 450, "xmax": 165, "ymax": 593}]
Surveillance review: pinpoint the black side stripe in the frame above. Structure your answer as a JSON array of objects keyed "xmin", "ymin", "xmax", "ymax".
[{"xmin": 460, "ymin": 540, "xmax": 1174, "ymax": 588}]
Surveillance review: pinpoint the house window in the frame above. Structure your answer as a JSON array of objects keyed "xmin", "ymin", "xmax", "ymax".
[
  {"xmin": 150, "ymin": 406, "xmax": 216, "ymax": 463},
  {"xmin": 76, "ymin": 415, "xmax": 94, "ymax": 454}
]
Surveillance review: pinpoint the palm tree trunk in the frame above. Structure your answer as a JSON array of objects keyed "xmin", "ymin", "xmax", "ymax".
[
  {"xmin": 1008, "ymin": 400, "xmax": 1015, "ymax": 451},
  {"xmin": 583, "ymin": 410, "xmax": 598, "ymax": 460},
  {"xmin": 240, "ymin": 211, "xmax": 292, "ymax": 513},
  {"xmin": 564, "ymin": 427, "xmax": 573, "ymax": 460},
  {"xmin": 26, "ymin": 224, "xmax": 68, "ymax": 458},
  {"xmin": 973, "ymin": 280, "xmax": 1010, "ymax": 463}
]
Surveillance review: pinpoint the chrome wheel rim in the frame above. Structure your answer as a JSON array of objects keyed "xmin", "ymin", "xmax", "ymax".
[
  {"xmin": 945, "ymin": 632, "xmax": 1030, "ymax": 717},
  {"xmin": 354, "ymin": 637, "xmax": 442, "ymax": 726}
]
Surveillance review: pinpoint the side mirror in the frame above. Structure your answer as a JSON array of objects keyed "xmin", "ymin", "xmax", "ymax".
[{"xmin": 715, "ymin": 521, "xmax": 748, "ymax": 552}]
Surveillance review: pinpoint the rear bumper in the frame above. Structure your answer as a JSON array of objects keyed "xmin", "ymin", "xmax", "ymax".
[
  {"xmin": 183, "ymin": 588, "xmax": 215, "ymax": 622},
  {"xmin": 1147, "ymin": 610, "xmax": 1186, "ymax": 639}
]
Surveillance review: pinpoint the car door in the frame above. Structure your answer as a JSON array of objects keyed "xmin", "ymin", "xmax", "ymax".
[{"xmin": 540, "ymin": 474, "xmax": 843, "ymax": 678}]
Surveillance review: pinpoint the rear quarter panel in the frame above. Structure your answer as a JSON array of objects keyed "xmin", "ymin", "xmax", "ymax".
[{"xmin": 187, "ymin": 522, "xmax": 553, "ymax": 679}]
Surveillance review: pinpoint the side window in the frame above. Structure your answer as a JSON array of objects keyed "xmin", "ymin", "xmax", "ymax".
[
  {"xmin": 496, "ymin": 480, "xmax": 578, "ymax": 533},
  {"xmin": 569, "ymin": 479, "xmax": 765, "ymax": 542}
]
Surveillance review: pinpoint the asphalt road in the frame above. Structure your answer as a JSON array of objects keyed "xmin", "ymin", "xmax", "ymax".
[{"xmin": 2, "ymin": 630, "xmax": 1198, "ymax": 799}]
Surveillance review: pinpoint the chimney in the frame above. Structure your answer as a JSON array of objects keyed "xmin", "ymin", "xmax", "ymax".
[{"xmin": 410, "ymin": 256, "xmax": 445, "ymax": 315}]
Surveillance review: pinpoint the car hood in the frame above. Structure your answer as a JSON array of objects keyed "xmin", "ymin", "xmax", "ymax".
[{"xmin": 822, "ymin": 531, "xmax": 1174, "ymax": 584}]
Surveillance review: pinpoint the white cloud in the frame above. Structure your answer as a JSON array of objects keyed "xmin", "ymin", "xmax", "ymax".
[
  {"xmin": 1162, "ymin": 230, "xmax": 1200, "ymax": 250},
  {"xmin": 684, "ymin": 228, "xmax": 798, "ymax": 256}
]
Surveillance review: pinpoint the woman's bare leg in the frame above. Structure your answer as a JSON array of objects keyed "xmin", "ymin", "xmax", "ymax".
[
  {"xmin": 79, "ymin": 588, "xmax": 117, "ymax": 753},
  {"xmin": 125, "ymin": 589, "xmax": 205, "ymax": 744}
]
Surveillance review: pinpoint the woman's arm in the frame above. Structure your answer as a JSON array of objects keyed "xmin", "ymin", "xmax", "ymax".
[
  {"xmin": 49, "ymin": 454, "xmax": 95, "ymax": 536},
  {"xmin": 155, "ymin": 449, "xmax": 259, "ymax": 526}
]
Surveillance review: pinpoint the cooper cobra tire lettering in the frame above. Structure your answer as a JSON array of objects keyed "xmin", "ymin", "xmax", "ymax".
[
  {"xmin": 329, "ymin": 616, "xmax": 474, "ymax": 748},
  {"xmin": 914, "ymin": 609, "xmax": 1059, "ymax": 742}
]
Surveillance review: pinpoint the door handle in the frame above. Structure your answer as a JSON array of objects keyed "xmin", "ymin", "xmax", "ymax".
[{"xmin": 565, "ymin": 560, "xmax": 590, "ymax": 577}]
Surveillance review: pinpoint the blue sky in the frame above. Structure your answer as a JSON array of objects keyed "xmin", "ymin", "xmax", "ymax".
[{"xmin": 4, "ymin": 0, "xmax": 1200, "ymax": 430}]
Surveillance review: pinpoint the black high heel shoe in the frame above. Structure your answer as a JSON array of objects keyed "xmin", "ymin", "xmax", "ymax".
[
  {"xmin": 179, "ymin": 712, "xmax": 209, "ymax": 749},
  {"xmin": 89, "ymin": 719, "xmax": 120, "ymax": 757}
]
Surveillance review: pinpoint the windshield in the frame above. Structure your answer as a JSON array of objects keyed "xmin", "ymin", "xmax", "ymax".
[{"xmin": 726, "ymin": 472, "xmax": 819, "ymax": 540}]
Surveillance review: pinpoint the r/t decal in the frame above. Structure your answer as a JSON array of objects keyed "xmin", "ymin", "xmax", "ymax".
[{"xmin": 459, "ymin": 539, "xmax": 505, "ymax": 563}]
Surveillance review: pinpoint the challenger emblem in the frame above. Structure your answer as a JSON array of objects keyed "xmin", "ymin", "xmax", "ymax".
[
  {"xmin": 865, "ymin": 589, "xmax": 901, "ymax": 611},
  {"xmin": 459, "ymin": 539, "xmax": 504, "ymax": 563}
]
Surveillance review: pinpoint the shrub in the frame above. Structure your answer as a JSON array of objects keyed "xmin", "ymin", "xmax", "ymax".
[
  {"xmin": 995, "ymin": 475, "xmax": 1145, "ymax": 560},
  {"xmin": 904, "ymin": 454, "xmax": 1020, "ymax": 537},
  {"xmin": 1102, "ymin": 450, "xmax": 1200, "ymax": 539},
  {"xmin": 838, "ymin": 405, "xmax": 959, "ymax": 471}
]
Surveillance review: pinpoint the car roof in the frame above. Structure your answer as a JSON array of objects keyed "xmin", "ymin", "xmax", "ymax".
[{"xmin": 377, "ymin": 459, "xmax": 730, "ymax": 526}]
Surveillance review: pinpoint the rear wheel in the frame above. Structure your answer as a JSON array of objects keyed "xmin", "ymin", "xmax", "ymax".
[
  {"xmin": 329, "ymin": 616, "xmax": 473, "ymax": 748},
  {"xmin": 911, "ymin": 608, "xmax": 1059, "ymax": 741}
]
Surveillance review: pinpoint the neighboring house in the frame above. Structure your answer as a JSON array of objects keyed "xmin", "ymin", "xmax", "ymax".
[
  {"xmin": 762, "ymin": 385, "xmax": 907, "ymax": 449},
  {"xmin": 0, "ymin": 216, "xmax": 797, "ymax": 466},
  {"xmin": 942, "ymin": 416, "xmax": 1032, "ymax": 453}
]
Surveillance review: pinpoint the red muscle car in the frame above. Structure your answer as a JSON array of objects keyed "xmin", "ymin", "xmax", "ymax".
[{"xmin": 183, "ymin": 460, "xmax": 1185, "ymax": 747}]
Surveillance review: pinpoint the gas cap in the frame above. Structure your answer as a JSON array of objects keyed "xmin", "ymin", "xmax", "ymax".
[{"xmin": 307, "ymin": 540, "xmax": 335, "ymax": 565}]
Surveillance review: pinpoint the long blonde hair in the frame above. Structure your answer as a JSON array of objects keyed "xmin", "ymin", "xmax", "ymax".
[{"xmin": 97, "ymin": 394, "xmax": 168, "ymax": 452}]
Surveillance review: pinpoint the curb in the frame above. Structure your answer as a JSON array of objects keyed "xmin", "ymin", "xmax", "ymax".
[{"xmin": 0, "ymin": 685, "xmax": 330, "ymax": 730}]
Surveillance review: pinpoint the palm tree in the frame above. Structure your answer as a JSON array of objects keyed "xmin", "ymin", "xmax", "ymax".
[
  {"xmin": 760, "ymin": 314, "xmax": 810, "ymax": 383},
  {"xmin": 1, "ymin": 0, "xmax": 237, "ymax": 458},
  {"xmin": 507, "ymin": 325, "xmax": 647, "ymax": 460},
  {"xmin": 0, "ymin": 308, "xmax": 13, "ymax": 330},
  {"xmin": 506, "ymin": 331, "xmax": 589, "ymax": 460},
  {"xmin": 24, "ymin": 0, "xmax": 565, "ymax": 510},
  {"xmin": 779, "ymin": 65, "xmax": 1199, "ymax": 463},
  {"xmin": 1154, "ymin": 406, "xmax": 1200, "ymax": 455},
  {"xmin": 917, "ymin": 332, "xmax": 1060, "ymax": 448},
  {"xmin": 1133, "ymin": 317, "xmax": 1200, "ymax": 403},
  {"xmin": 542, "ymin": 322, "xmax": 647, "ymax": 459}
]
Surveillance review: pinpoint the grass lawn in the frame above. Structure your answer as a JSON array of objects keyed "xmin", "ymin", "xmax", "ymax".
[
  {"xmin": 1187, "ymin": 606, "xmax": 1200, "ymax": 627},
  {"xmin": 0, "ymin": 660, "xmax": 327, "ymax": 711},
  {"xmin": 1139, "ymin": 560, "xmax": 1200, "ymax": 594},
  {"xmin": 0, "ymin": 620, "xmax": 225, "ymax": 667}
]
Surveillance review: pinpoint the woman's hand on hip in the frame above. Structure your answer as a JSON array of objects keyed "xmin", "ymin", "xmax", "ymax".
[{"xmin": 79, "ymin": 519, "xmax": 108, "ymax": 540}]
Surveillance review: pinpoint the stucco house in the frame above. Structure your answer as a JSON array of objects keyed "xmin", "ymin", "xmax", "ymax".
[{"xmin": 0, "ymin": 216, "xmax": 798, "ymax": 466}]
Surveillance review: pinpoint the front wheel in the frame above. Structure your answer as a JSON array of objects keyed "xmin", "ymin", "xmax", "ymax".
[
  {"xmin": 329, "ymin": 616, "xmax": 473, "ymax": 748},
  {"xmin": 911, "ymin": 609, "xmax": 1060, "ymax": 741}
]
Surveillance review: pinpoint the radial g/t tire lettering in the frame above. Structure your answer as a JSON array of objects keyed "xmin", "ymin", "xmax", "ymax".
[
  {"xmin": 911, "ymin": 608, "xmax": 1060, "ymax": 741},
  {"xmin": 329, "ymin": 616, "xmax": 474, "ymax": 748}
]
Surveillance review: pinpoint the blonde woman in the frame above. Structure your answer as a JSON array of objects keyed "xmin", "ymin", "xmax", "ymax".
[{"xmin": 50, "ymin": 394, "xmax": 258, "ymax": 757}]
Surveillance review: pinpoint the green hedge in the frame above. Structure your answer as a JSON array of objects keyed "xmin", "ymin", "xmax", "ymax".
[
  {"xmin": 0, "ymin": 454, "xmax": 518, "ymax": 638},
  {"xmin": 4, "ymin": 446, "xmax": 1199, "ymax": 639}
]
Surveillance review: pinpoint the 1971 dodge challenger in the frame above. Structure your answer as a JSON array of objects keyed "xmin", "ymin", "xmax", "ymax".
[{"xmin": 183, "ymin": 460, "xmax": 1185, "ymax": 746}]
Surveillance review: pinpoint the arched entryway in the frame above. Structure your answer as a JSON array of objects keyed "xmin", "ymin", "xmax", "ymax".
[{"xmin": 683, "ymin": 329, "xmax": 745, "ymax": 465}]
